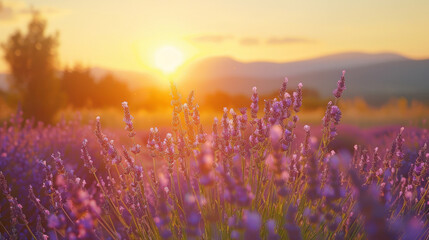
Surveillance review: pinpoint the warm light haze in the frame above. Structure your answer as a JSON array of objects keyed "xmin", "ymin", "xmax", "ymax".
[
  {"xmin": 1, "ymin": 1, "xmax": 429, "ymax": 239},
  {"xmin": 1, "ymin": 0, "xmax": 429, "ymax": 74},
  {"xmin": 154, "ymin": 46, "xmax": 185, "ymax": 74}
]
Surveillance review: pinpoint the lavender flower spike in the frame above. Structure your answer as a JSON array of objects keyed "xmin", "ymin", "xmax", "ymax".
[
  {"xmin": 81, "ymin": 139, "xmax": 96, "ymax": 173},
  {"xmin": 251, "ymin": 86, "xmax": 259, "ymax": 119},
  {"xmin": 293, "ymin": 83, "xmax": 303, "ymax": 113},
  {"xmin": 333, "ymin": 70, "xmax": 346, "ymax": 99},
  {"xmin": 122, "ymin": 101, "xmax": 136, "ymax": 137},
  {"xmin": 279, "ymin": 77, "xmax": 288, "ymax": 100}
]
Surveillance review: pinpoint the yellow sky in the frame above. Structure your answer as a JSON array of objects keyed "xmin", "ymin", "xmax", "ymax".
[{"xmin": 1, "ymin": 0, "xmax": 429, "ymax": 73}]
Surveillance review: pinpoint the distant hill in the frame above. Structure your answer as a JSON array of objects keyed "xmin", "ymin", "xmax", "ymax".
[
  {"xmin": 177, "ymin": 52, "xmax": 429, "ymax": 104},
  {"xmin": 291, "ymin": 59, "xmax": 429, "ymax": 104},
  {"xmin": 180, "ymin": 52, "xmax": 407, "ymax": 82}
]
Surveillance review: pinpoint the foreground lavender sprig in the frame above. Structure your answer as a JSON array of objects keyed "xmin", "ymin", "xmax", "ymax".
[
  {"xmin": 333, "ymin": 70, "xmax": 346, "ymax": 99},
  {"xmin": 293, "ymin": 83, "xmax": 303, "ymax": 113},
  {"xmin": 122, "ymin": 101, "xmax": 136, "ymax": 137},
  {"xmin": 251, "ymin": 86, "xmax": 259, "ymax": 119}
]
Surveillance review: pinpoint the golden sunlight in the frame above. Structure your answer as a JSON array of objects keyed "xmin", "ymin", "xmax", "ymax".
[{"xmin": 154, "ymin": 46, "xmax": 184, "ymax": 74}]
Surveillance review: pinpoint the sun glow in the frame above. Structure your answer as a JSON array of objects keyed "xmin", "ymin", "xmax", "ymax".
[{"xmin": 154, "ymin": 46, "xmax": 184, "ymax": 74}]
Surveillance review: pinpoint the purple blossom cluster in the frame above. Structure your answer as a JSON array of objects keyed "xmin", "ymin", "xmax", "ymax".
[
  {"xmin": 1, "ymin": 70, "xmax": 429, "ymax": 239},
  {"xmin": 0, "ymin": 112, "xmax": 103, "ymax": 238}
]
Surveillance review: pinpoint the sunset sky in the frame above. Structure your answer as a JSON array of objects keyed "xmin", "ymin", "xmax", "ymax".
[{"xmin": 1, "ymin": 0, "xmax": 429, "ymax": 74}]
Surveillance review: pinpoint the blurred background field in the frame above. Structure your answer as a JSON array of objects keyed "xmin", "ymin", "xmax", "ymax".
[
  {"xmin": 2, "ymin": 96, "xmax": 425, "ymax": 129},
  {"xmin": 55, "ymin": 97, "xmax": 429, "ymax": 129}
]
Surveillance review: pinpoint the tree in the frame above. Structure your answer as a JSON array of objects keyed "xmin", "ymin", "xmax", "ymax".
[
  {"xmin": 61, "ymin": 65, "xmax": 97, "ymax": 108},
  {"xmin": 2, "ymin": 12, "xmax": 62, "ymax": 123},
  {"xmin": 92, "ymin": 73, "xmax": 130, "ymax": 108}
]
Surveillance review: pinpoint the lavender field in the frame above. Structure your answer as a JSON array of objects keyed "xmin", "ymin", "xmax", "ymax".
[
  {"xmin": 2, "ymin": 1, "xmax": 429, "ymax": 239},
  {"xmin": 1, "ymin": 71, "xmax": 428, "ymax": 239}
]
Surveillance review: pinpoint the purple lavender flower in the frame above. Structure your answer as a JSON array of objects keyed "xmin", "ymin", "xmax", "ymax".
[
  {"xmin": 239, "ymin": 108, "xmax": 248, "ymax": 130},
  {"xmin": 264, "ymin": 99, "xmax": 272, "ymax": 123},
  {"xmin": 154, "ymin": 183, "xmax": 172, "ymax": 239},
  {"xmin": 251, "ymin": 87, "xmax": 259, "ymax": 119},
  {"xmin": 195, "ymin": 147, "xmax": 215, "ymax": 186},
  {"xmin": 329, "ymin": 105, "xmax": 342, "ymax": 139},
  {"xmin": 217, "ymin": 166, "xmax": 253, "ymax": 207},
  {"xmin": 163, "ymin": 133, "xmax": 175, "ymax": 175},
  {"xmin": 269, "ymin": 100, "xmax": 283, "ymax": 125},
  {"xmin": 322, "ymin": 101, "xmax": 333, "ymax": 128},
  {"xmin": 243, "ymin": 211, "xmax": 261, "ymax": 240},
  {"xmin": 333, "ymin": 70, "xmax": 346, "ymax": 99},
  {"xmin": 281, "ymin": 92, "xmax": 292, "ymax": 120},
  {"xmin": 266, "ymin": 219, "xmax": 280, "ymax": 240},
  {"xmin": 0, "ymin": 172, "xmax": 29, "ymax": 226},
  {"xmin": 193, "ymin": 104, "xmax": 200, "ymax": 126},
  {"xmin": 81, "ymin": 139, "xmax": 96, "ymax": 173},
  {"xmin": 302, "ymin": 125, "xmax": 311, "ymax": 156},
  {"xmin": 172, "ymin": 109, "xmax": 181, "ymax": 133},
  {"xmin": 293, "ymin": 83, "xmax": 303, "ymax": 112},
  {"xmin": 0, "ymin": 171, "xmax": 9, "ymax": 196},
  {"xmin": 395, "ymin": 127, "xmax": 405, "ymax": 160},
  {"xmin": 230, "ymin": 108, "xmax": 241, "ymax": 138},
  {"xmin": 35, "ymin": 215, "xmax": 48, "ymax": 240},
  {"xmin": 147, "ymin": 127, "xmax": 159, "ymax": 155},
  {"xmin": 212, "ymin": 117, "xmax": 220, "ymax": 150},
  {"xmin": 279, "ymin": 77, "xmax": 288, "ymax": 100},
  {"xmin": 29, "ymin": 185, "xmax": 50, "ymax": 219},
  {"xmin": 305, "ymin": 154, "xmax": 321, "ymax": 201},
  {"xmin": 281, "ymin": 128, "xmax": 294, "ymax": 152},
  {"xmin": 51, "ymin": 152, "xmax": 65, "ymax": 175},
  {"xmin": 221, "ymin": 107, "xmax": 230, "ymax": 141},
  {"xmin": 94, "ymin": 116, "xmax": 109, "ymax": 155},
  {"xmin": 284, "ymin": 205, "xmax": 302, "ymax": 240},
  {"xmin": 39, "ymin": 160, "xmax": 55, "ymax": 195},
  {"xmin": 187, "ymin": 90, "xmax": 195, "ymax": 111},
  {"xmin": 130, "ymin": 143, "xmax": 141, "ymax": 155},
  {"xmin": 348, "ymin": 170, "xmax": 396, "ymax": 240},
  {"xmin": 122, "ymin": 101, "xmax": 136, "ymax": 137},
  {"xmin": 196, "ymin": 125, "xmax": 207, "ymax": 144}
]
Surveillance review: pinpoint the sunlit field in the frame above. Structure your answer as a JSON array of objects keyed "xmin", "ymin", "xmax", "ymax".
[
  {"xmin": 47, "ymin": 98, "xmax": 429, "ymax": 130},
  {"xmin": 1, "ymin": 1, "xmax": 429, "ymax": 240}
]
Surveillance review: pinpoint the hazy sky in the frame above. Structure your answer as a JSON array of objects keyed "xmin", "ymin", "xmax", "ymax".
[{"xmin": 1, "ymin": 0, "xmax": 429, "ymax": 73}]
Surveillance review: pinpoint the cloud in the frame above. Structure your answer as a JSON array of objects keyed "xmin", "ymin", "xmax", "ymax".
[
  {"xmin": 239, "ymin": 37, "xmax": 260, "ymax": 46},
  {"xmin": 189, "ymin": 34, "xmax": 233, "ymax": 43},
  {"xmin": 0, "ymin": 0, "xmax": 66, "ymax": 23},
  {"xmin": 266, "ymin": 37, "xmax": 314, "ymax": 45},
  {"xmin": 0, "ymin": 0, "xmax": 26, "ymax": 21},
  {"xmin": 187, "ymin": 34, "xmax": 314, "ymax": 46}
]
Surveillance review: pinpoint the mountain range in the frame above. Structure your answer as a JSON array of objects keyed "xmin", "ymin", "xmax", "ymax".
[{"xmin": 177, "ymin": 52, "xmax": 429, "ymax": 104}]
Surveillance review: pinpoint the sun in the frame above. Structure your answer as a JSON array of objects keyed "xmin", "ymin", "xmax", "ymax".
[{"xmin": 154, "ymin": 45, "xmax": 184, "ymax": 74}]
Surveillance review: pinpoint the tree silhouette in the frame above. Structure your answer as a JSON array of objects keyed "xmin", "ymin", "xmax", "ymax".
[
  {"xmin": 62, "ymin": 65, "xmax": 96, "ymax": 108},
  {"xmin": 2, "ymin": 12, "xmax": 62, "ymax": 123},
  {"xmin": 92, "ymin": 73, "xmax": 130, "ymax": 108}
]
